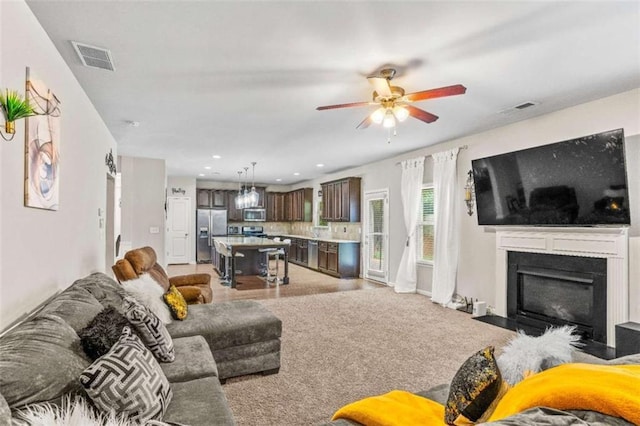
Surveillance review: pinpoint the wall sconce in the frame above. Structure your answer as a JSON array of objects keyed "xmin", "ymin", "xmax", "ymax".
[{"xmin": 464, "ymin": 169, "xmax": 475, "ymax": 216}]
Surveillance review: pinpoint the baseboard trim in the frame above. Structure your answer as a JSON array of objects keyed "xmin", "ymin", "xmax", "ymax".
[{"xmin": 417, "ymin": 289, "xmax": 432, "ymax": 297}]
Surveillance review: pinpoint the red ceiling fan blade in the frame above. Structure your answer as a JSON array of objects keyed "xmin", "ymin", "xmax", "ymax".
[
  {"xmin": 406, "ymin": 105, "xmax": 439, "ymax": 123},
  {"xmin": 367, "ymin": 76, "xmax": 392, "ymax": 97},
  {"xmin": 403, "ymin": 84, "xmax": 467, "ymax": 102},
  {"xmin": 316, "ymin": 101, "xmax": 371, "ymax": 111},
  {"xmin": 356, "ymin": 116, "xmax": 372, "ymax": 129}
]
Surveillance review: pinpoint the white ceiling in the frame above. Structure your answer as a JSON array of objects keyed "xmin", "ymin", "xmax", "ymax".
[{"xmin": 25, "ymin": 1, "xmax": 640, "ymax": 186}]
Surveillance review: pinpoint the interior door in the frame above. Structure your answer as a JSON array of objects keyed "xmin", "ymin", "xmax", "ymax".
[
  {"xmin": 166, "ymin": 196, "xmax": 190, "ymax": 264},
  {"xmin": 364, "ymin": 189, "xmax": 389, "ymax": 283}
]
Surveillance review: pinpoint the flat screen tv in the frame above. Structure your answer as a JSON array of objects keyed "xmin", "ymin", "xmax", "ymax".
[{"xmin": 472, "ymin": 128, "xmax": 630, "ymax": 226}]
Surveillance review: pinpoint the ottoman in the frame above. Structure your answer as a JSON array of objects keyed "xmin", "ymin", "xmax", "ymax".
[{"xmin": 167, "ymin": 300, "xmax": 282, "ymax": 381}]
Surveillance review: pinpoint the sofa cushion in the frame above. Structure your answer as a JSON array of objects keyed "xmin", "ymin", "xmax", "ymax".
[
  {"xmin": 123, "ymin": 297, "xmax": 175, "ymax": 363},
  {"xmin": 164, "ymin": 285, "xmax": 188, "ymax": 320},
  {"xmin": 79, "ymin": 327, "xmax": 173, "ymax": 423},
  {"xmin": 74, "ymin": 272, "xmax": 128, "ymax": 312},
  {"xmin": 78, "ymin": 306, "xmax": 137, "ymax": 360},
  {"xmin": 36, "ymin": 285, "xmax": 104, "ymax": 332},
  {"xmin": 0, "ymin": 314, "xmax": 90, "ymax": 409},
  {"xmin": 161, "ymin": 336, "xmax": 218, "ymax": 383},
  {"xmin": 166, "ymin": 300, "xmax": 281, "ymax": 350},
  {"xmin": 162, "ymin": 377, "xmax": 234, "ymax": 426}
]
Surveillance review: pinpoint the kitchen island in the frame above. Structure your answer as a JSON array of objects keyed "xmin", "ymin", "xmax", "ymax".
[{"xmin": 212, "ymin": 236, "xmax": 290, "ymax": 288}]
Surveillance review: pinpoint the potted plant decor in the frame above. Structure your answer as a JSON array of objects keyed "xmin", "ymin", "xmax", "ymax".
[{"xmin": 0, "ymin": 89, "xmax": 35, "ymax": 135}]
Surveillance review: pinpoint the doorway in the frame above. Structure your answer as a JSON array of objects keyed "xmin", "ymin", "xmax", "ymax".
[
  {"xmin": 166, "ymin": 196, "xmax": 191, "ymax": 264},
  {"xmin": 105, "ymin": 174, "xmax": 115, "ymax": 275},
  {"xmin": 363, "ymin": 189, "xmax": 389, "ymax": 283}
]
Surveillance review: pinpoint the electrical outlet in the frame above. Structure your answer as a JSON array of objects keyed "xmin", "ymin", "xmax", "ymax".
[{"xmin": 149, "ymin": 226, "xmax": 160, "ymax": 234}]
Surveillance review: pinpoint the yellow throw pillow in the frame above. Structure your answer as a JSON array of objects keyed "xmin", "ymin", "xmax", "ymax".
[{"xmin": 163, "ymin": 285, "xmax": 188, "ymax": 320}]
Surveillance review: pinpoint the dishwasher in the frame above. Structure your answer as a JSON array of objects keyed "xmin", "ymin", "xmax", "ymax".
[{"xmin": 308, "ymin": 240, "xmax": 319, "ymax": 270}]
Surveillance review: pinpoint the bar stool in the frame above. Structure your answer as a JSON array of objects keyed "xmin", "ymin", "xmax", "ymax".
[
  {"xmin": 215, "ymin": 240, "xmax": 244, "ymax": 286},
  {"xmin": 258, "ymin": 246, "xmax": 279, "ymax": 283},
  {"xmin": 268, "ymin": 238, "xmax": 290, "ymax": 284}
]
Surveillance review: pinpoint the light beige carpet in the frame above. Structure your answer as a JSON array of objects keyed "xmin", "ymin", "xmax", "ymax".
[{"xmin": 222, "ymin": 287, "xmax": 516, "ymax": 425}]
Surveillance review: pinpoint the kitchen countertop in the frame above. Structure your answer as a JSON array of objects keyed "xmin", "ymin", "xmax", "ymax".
[{"xmin": 265, "ymin": 233, "xmax": 361, "ymax": 244}]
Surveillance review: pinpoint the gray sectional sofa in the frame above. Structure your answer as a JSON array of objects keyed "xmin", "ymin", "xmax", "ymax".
[{"xmin": 0, "ymin": 272, "xmax": 282, "ymax": 425}]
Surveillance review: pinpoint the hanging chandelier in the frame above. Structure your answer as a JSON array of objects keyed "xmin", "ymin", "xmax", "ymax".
[{"xmin": 235, "ymin": 162, "xmax": 259, "ymax": 209}]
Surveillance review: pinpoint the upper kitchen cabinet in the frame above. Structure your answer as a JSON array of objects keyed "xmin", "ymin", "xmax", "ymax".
[
  {"xmin": 288, "ymin": 188, "xmax": 313, "ymax": 222},
  {"xmin": 267, "ymin": 192, "xmax": 286, "ymax": 222},
  {"xmin": 321, "ymin": 177, "xmax": 361, "ymax": 222},
  {"xmin": 197, "ymin": 189, "xmax": 227, "ymax": 208},
  {"xmin": 226, "ymin": 190, "xmax": 243, "ymax": 221}
]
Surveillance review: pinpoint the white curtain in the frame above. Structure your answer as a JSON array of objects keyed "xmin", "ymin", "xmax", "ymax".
[
  {"xmin": 394, "ymin": 156, "xmax": 425, "ymax": 293},
  {"xmin": 431, "ymin": 148, "xmax": 460, "ymax": 306}
]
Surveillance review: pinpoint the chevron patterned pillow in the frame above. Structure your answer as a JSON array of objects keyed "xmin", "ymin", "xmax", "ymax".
[
  {"xmin": 123, "ymin": 296, "xmax": 175, "ymax": 362},
  {"xmin": 79, "ymin": 326, "xmax": 173, "ymax": 422}
]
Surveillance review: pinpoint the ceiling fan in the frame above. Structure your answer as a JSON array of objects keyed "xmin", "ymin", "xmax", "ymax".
[{"xmin": 316, "ymin": 68, "xmax": 466, "ymax": 130}]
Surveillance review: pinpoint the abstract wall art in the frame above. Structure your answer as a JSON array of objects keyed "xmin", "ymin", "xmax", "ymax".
[{"xmin": 24, "ymin": 67, "xmax": 61, "ymax": 210}]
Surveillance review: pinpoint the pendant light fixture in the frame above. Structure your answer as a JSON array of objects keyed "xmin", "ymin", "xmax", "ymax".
[
  {"xmin": 235, "ymin": 170, "xmax": 244, "ymax": 210},
  {"xmin": 234, "ymin": 162, "xmax": 260, "ymax": 209},
  {"xmin": 247, "ymin": 161, "xmax": 259, "ymax": 207}
]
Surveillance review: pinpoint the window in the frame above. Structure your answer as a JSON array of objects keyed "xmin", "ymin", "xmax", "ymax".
[{"xmin": 418, "ymin": 185, "xmax": 435, "ymax": 263}]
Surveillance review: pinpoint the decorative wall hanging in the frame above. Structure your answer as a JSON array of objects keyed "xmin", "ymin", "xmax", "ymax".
[
  {"xmin": 105, "ymin": 149, "xmax": 117, "ymax": 175},
  {"xmin": 24, "ymin": 67, "xmax": 61, "ymax": 210}
]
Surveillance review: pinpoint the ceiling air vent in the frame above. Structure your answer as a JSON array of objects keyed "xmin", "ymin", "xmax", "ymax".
[
  {"xmin": 514, "ymin": 101, "xmax": 537, "ymax": 110},
  {"xmin": 71, "ymin": 41, "xmax": 115, "ymax": 71}
]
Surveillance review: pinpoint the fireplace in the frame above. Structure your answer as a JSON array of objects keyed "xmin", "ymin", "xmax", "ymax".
[
  {"xmin": 507, "ymin": 252, "xmax": 607, "ymax": 344},
  {"xmin": 494, "ymin": 227, "xmax": 628, "ymax": 348}
]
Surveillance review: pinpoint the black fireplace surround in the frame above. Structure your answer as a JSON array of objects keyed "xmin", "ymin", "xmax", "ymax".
[{"xmin": 507, "ymin": 251, "xmax": 607, "ymax": 344}]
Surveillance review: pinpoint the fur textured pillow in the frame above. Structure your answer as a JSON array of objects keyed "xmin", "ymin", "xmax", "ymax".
[
  {"xmin": 78, "ymin": 307, "xmax": 135, "ymax": 360},
  {"xmin": 121, "ymin": 273, "xmax": 173, "ymax": 324},
  {"xmin": 497, "ymin": 325, "xmax": 582, "ymax": 386}
]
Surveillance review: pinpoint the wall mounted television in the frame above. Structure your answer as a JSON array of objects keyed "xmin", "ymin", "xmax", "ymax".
[{"xmin": 471, "ymin": 128, "xmax": 630, "ymax": 226}]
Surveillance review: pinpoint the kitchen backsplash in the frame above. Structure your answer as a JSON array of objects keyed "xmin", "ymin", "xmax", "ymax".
[{"xmin": 233, "ymin": 221, "xmax": 362, "ymax": 241}]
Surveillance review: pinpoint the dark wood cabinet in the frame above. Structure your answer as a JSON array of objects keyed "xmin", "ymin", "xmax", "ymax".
[
  {"xmin": 318, "ymin": 242, "xmax": 328, "ymax": 271},
  {"xmin": 321, "ymin": 177, "xmax": 361, "ymax": 222},
  {"xmin": 266, "ymin": 192, "xmax": 287, "ymax": 222},
  {"xmin": 226, "ymin": 190, "xmax": 243, "ymax": 221},
  {"xmin": 317, "ymin": 240, "xmax": 360, "ymax": 278},
  {"xmin": 266, "ymin": 188, "xmax": 312, "ymax": 222},
  {"xmin": 197, "ymin": 189, "xmax": 212, "ymax": 208}
]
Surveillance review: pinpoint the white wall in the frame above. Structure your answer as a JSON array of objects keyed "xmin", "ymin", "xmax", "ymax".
[
  {"xmin": 0, "ymin": 1, "xmax": 117, "ymax": 330},
  {"xmin": 119, "ymin": 156, "xmax": 166, "ymax": 267},
  {"xmin": 167, "ymin": 176, "xmax": 196, "ymax": 264}
]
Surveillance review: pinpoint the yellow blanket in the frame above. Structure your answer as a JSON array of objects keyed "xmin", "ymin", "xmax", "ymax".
[
  {"xmin": 331, "ymin": 390, "xmax": 444, "ymax": 426},
  {"xmin": 489, "ymin": 363, "xmax": 640, "ymax": 424},
  {"xmin": 332, "ymin": 364, "xmax": 640, "ymax": 426}
]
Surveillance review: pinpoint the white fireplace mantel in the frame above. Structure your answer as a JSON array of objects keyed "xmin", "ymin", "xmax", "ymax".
[{"xmin": 495, "ymin": 227, "xmax": 629, "ymax": 347}]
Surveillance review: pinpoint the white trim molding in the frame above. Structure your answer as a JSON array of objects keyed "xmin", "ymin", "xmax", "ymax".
[{"xmin": 495, "ymin": 227, "xmax": 629, "ymax": 347}]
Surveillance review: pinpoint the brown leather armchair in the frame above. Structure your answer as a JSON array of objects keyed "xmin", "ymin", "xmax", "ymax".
[{"xmin": 112, "ymin": 246, "xmax": 212, "ymax": 304}]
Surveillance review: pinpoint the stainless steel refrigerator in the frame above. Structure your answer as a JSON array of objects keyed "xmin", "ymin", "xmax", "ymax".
[{"xmin": 196, "ymin": 208, "xmax": 228, "ymax": 263}]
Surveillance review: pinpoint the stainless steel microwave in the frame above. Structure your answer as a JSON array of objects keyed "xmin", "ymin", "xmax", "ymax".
[{"xmin": 243, "ymin": 208, "xmax": 266, "ymax": 222}]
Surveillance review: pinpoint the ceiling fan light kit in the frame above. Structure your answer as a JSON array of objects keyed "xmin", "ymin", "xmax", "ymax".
[{"xmin": 316, "ymin": 67, "xmax": 466, "ymax": 139}]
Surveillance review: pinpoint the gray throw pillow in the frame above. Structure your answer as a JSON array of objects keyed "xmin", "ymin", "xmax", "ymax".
[
  {"xmin": 79, "ymin": 326, "xmax": 173, "ymax": 422},
  {"xmin": 123, "ymin": 296, "xmax": 175, "ymax": 362}
]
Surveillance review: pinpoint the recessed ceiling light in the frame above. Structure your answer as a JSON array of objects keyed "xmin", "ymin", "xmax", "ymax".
[
  {"xmin": 198, "ymin": 173, "xmax": 205, "ymax": 177},
  {"xmin": 293, "ymin": 172, "xmax": 300, "ymax": 176},
  {"xmin": 212, "ymin": 155, "xmax": 221, "ymax": 159},
  {"xmin": 276, "ymin": 178, "xmax": 282, "ymax": 182},
  {"xmin": 316, "ymin": 164, "xmax": 324, "ymax": 168},
  {"xmin": 204, "ymin": 166, "xmax": 212, "ymax": 170}
]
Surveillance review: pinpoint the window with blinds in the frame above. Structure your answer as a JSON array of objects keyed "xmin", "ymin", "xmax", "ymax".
[{"xmin": 418, "ymin": 185, "xmax": 435, "ymax": 263}]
